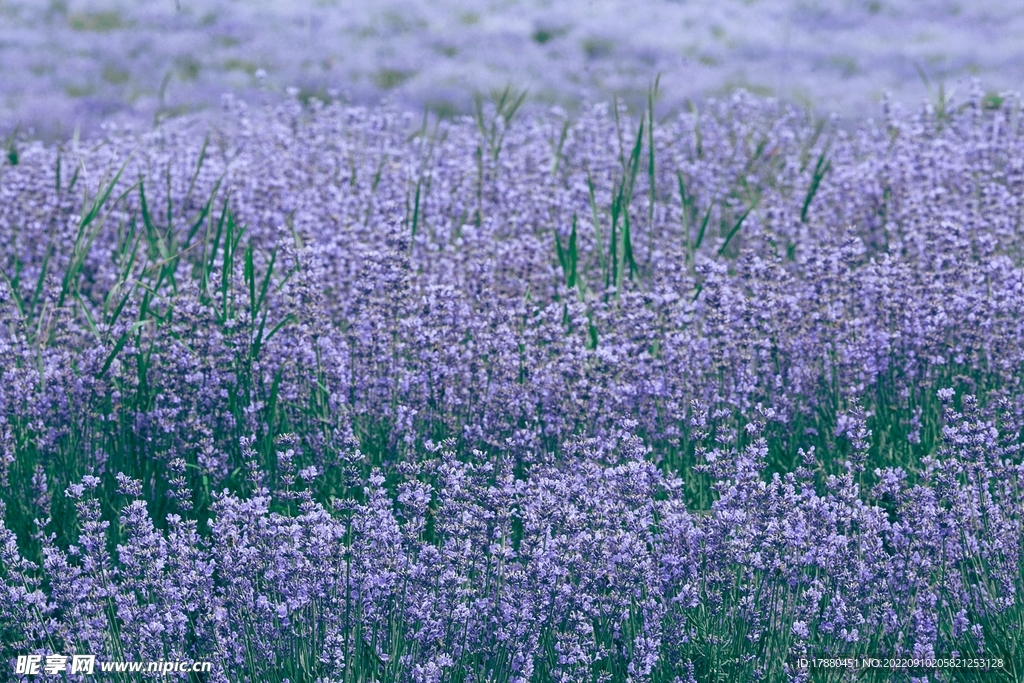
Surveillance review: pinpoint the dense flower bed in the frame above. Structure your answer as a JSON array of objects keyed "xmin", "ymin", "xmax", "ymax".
[{"xmin": 1, "ymin": 87, "xmax": 1022, "ymax": 681}]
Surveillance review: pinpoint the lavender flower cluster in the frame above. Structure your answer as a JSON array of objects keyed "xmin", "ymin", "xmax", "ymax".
[{"xmin": 1, "ymin": 86, "xmax": 1022, "ymax": 681}]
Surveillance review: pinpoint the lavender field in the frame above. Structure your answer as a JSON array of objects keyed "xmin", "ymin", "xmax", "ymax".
[
  {"xmin": 2, "ymin": 76, "xmax": 1024, "ymax": 680},
  {"xmin": 6, "ymin": 5, "xmax": 1024, "ymax": 671}
]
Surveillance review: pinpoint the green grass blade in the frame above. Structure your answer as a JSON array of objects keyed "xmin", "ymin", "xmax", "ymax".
[
  {"xmin": 608, "ymin": 184, "xmax": 620, "ymax": 291},
  {"xmin": 165, "ymin": 163, "xmax": 174, "ymax": 246},
  {"xmin": 718, "ymin": 203, "xmax": 756, "ymax": 256},
  {"xmin": 97, "ymin": 319, "xmax": 151, "ymax": 379},
  {"xmin": 106, "ymin": 285, "xmax": 136, "ymax": 330},
  {"xmin": 30, "ymin": 244, "xmax": 53, "ymax": 320},
  {"xmin": 554, "ymin": 215, "xmax": 579, "ymax": 290},
  {"xmin": 586, "ymin": 169, "xmax": 604, "ymax": 276},
  {"xmin": 75, "ymin": 291, "xmax": 99, "ymax": 339},
  {"xmin": 626, "ymin": 118, "xmax": 644, "ymax": 197},
  {"xmin": 252, "ymin": 310, "xmax": 269, "ymax": 358},
  {"xmin": 256, "ymin": 247, "xmax": 277, "ymax": 315},
  {"xmin": 799, "ymin": 118, "xmax": 828, "ymax": 173},
  {"xmin": 79, "ymin": 156, "xmax": 131, "ymax": 236},
  {"xmin": 221, "ymin": 210, "xmax": 235, "ymax": 320},
  {"xmin": 4, "ymin": 124, "xmax": 20, "ymax": 166},
  {"xmin": 568, "ymin": 214, "xmax": 578, "ymax": 290},
  {"xmin": 59, "ymin": 160, "xmax": 136, "ymax": 309},
  {"xmin": 551, "ymin": 118, "xmax": 570, "ymax": 176},
  {"xmin": 410, "ymin": 180, "xmax": 421, "ymax": 239},
  {"xmin": 678, "ymin": 172, "xmax": 695, "ymax": 261},
  {"xmin": 800, "ymin": 150, "xmax": 832, "ymax": 223},
  {"xmin": 555, "ymin": 228, "xmax": 567, "ymax": 278},
  {"xmin": 139, "ymin": 181, "xmax": 168, "ymax": 262},
  {"xmin": 185, "ymin": 176, "xmax": 223, "ymax": 247},
  {"xmin": 67, "ymin": 163, "xmax": 80, "ymax": 195},
  {"xmin": 647, "ymin": 76, "xmax": 659, "ymax": 256},
  {"xmin": 694, "ymin": 196, "xmax": 716, "ymax": 252},
  {"xmin": 203, "ymin": 196, "xmax": 230, "ymax": 301},
  {"xmin": 0, "ymin": 267, "xmax": 26, "ymax": 319},
  {"xmin": 245, "ymin": 241, "xmax": 255, "ymax": 321},
  {"xmin": 184, "ymin": 132, "xmax": 210, "ymax": 205},
  {"xmin": 263, "ymin": 314, "xmax": 295, "ymax": 345},
  {"xmin": 623, "ymin": 213, "xmax": 637, "ymax": 281},
  {"xmin": 612, "ymin": 94, "xmax": 626, "ymax": 172},
  {"xmin": 690, "ymin": 100, "xmax": 703, "ymax": 159}
]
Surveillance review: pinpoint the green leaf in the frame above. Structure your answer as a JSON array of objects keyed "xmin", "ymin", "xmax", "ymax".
[
  {"xmin": 586, "ymin": 169, "xmax": 604, "ymax": 276},
  {"xmin": 555, "ymin": 228, "xmax": 567, "ymax": 276},
  {"xmin": 184, "ymin": 132, "xmax": 210, "ymax": 204},
  {"xmin": 567, "ymin": 214, "xmax": 578, "ymax": 289},
  {"xmin": 554, "ymin": 215, "xmax": 579, "ymax": 290},
  {"xmin": 410, "ymin": 180, "xmax": 422, "ymax": 239},
  {"xmin": 97, "ymin": 319, "xmax": 152, "ymax": 378},
  {"xmin": 694, "ymin": 195, "xmax": 716, "ymax": 252},
  {"xmin": 718, "ymin": 203, "xmax": 756, "ymax": 256},
  {"xmin": 800, "ymin": 150, "xmax": 832, "ymax": 223},
  {"xmin": 203, "ymin": 195, "xmax": 230, "ymax": 300}
]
